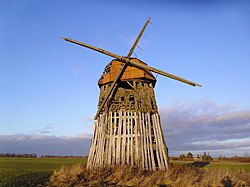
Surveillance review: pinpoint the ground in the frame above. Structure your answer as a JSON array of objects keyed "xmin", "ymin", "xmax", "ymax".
[{"xmin": 0, "ymin": 157, "xmax": 249, "ymax": 186}]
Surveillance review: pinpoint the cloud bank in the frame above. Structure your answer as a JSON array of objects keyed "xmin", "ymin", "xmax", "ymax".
[
  {"xmin": 1, "ymin": 100, "xmax": 249, "ymax": 157},
  {"xmin": 0, "ymin": 133, "xmax": 92, "ymax": 156},
  {"xmin": 160, "ymin": 100, "xmax": 250, "ymax": 157}
]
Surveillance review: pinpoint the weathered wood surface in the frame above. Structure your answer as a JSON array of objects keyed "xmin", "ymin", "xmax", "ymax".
[
  {"xmin": 87, "ymin": 80, "xmax": 169, "ymax": 171},
  {"xmin": 87, "ymin": 111, "xmax": 169, "ymax": 171}
]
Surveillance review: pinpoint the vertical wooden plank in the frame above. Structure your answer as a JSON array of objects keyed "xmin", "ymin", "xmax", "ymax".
[
  {"xmin": 112, "ymin": 112, "xmax": 117, "ymax": 166},
  {"xmin": 96, "ymin": 115, "xmax": 102, "ymax": 168},
  {"xmin": 121, "ymin": 111, "xmax": 126, "ymax": 165},
  {"xmin": 87, "ymin": 119, "xmax": 96, "ymax": 168},
  {"xmin": 99, "ymin": 115, "xmax": 104, "ymax": 167},
  {"xmin": 99, "ymin": 114, "xmax": 104, "ymax": 167},
  {"xmin": 107, "ymin": 112, "xmax": 113, "ymax": 165},
  {"xmin": 93, "ymin": 115, "xmax": 100, "ymax": 168},
  {"xmin": 155, "ymin": 114, "xmax": 169, "ymax": 169},
  {"xmin": 87, "ymin": 119, "xmax": 97, "ymax": 169},
  {"xmin": 139, "ymin": 112, "xmax": 144, "ymax": 170},
  {"xmin": 158, "ymin": 113, "xmax": 169, "ymax": 169},
  {"xmin": 130, "ymin": 112, "xmax": 132, "ymax": 165},
  {"xmin": 145, "ymin": 113, "xmax": 152, "ymax": 171},
  {"xmin": 142, "ymin": 113, "xmax": 148, "ymax": 170},
  {"xmin": 152, "ymin": 114, "xmax": 163, "ymax": 170},
  {"xmin": 155, "ymin": 113, "xmax": 165, "ymax": 169},
  {"xmin": 100, "ymin": 112, "xmax": 107, "ymax": 167},
  {"xmin": 116, "ymin": 110, "xmax": 122, "ymax": 165},
  {"xmin": 96, "ymin": 113, "xmax": 103, "ymax": 167},
  {"xmin": 130, "ymin": 112, "xmax": 134, "ymax": 166},
  {"xmin": 92, "ymin": 116, "xmax": 100, "ymax": 168},
  {"xmin": 134, "ymin": 112, "xmax": 139, "ymax": 164},
  {"xmin": 147, "ymin": 113, "xmax": 156, "ymax": 171},
  {"xmin": 126, "ymin": 112, "xmax": 130, "ymax": 165},
  {"xmin": 154, "ymin": 114, "xmax": 165, "ymax": 170},
  {"xmin": 104, "ymin": 113, "xmax": 111, "ymax": 166}
]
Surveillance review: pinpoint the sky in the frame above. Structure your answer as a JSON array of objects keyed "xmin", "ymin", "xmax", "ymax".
[{"xmin": 1, "ymin": 0, "xmax": 250, "ymax": 157}]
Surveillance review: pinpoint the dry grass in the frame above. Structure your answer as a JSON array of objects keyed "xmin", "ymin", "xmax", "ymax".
[{"xmin": 47, "ymin": 164, "xmax": 250, "ymax": 187}]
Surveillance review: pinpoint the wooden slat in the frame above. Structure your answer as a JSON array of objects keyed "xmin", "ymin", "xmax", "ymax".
[
  {"xmin": 121, "ymin": 112, "xmax": 126, "ymax": 165},
  {"xmin": 107, "ymin": 112, "xmax": 113, "ymax": 165},
  {"xmin": 134, "ymin": 112, "xmax": 139, "ymax": 163},
  {"xmin": 116, "ymin": 111, "xmax": 122, "ymax": 165},
  {"xmin": 152, "ymin": 114, "xmax": 162, "ymax": 170},
  {"xmin": 154, "ymin": 114, "xmax": 165, "ymax": 170},
  {"xmin": 147, "ymin": 113, "xmax": 156, "ymax": 171},
  {"xmin": 145, "ymin": 113, "xmax": 151, "ymax": 170},
  {"xmin": 130, "ymin": 112, "xmax": 134, "ymax": 166},
  {"xmin": 142, "ymin": 113, "xmax": 148, "ymax": 170},
  {"xmin": 126, "ymin": 112, "xmax": 130, "ymax": 165},
  {"xmin": 155, "ymin": 114, "xmax": 169, "ymax": 169},
  {"xmin": 87, "ymin": 119, "xmax": 97, "ymax": 169},
  {"xmin": 112, "ymin": 112, "xmax": 117, "ymax": 166},
  {"xmin": 139, "ymin": 112, "xmax": 145, "ymax": 170}
]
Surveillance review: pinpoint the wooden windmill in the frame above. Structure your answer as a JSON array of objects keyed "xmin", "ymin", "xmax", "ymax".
[{"xmin": 63, "ymin": 18, "xmax": 201, "ymax": 171}]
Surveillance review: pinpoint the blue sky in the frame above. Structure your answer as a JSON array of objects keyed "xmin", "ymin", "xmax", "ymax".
[{"xmin": 1, "ymin": 0, "xmax": 250, "ymax": 157}]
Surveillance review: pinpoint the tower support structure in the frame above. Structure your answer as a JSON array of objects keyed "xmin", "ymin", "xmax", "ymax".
[{"xmin": 87, "ymin": 80, "xmax": 169, "ymax": 171}]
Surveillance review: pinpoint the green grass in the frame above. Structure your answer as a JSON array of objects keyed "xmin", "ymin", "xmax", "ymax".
[
  {"xmin": 205, "ymin": 162, "xmax": 250, "ymax": 172},
  {"xmin": 1, "ymin": 157, "xmax": 249, "ymax": 186},
  {"xmin": 0, "ymin": 157, "xmax": 87, "ymax": 187},
  {"xmin": 171, "ymin": 160, "xmax": 250, "ymax": 172}
]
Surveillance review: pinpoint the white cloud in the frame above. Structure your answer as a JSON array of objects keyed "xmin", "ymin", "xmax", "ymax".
[
  {"xmin": 82, "ymin": 114, "xmax": 94, "ymax": 122},
  {"xmin": 30, "ymin": 125, "xmax": 55, "ymax": 135},
  {"xmin": 192, "ymin": 137, "xmax": 250, "ymax": 148}
]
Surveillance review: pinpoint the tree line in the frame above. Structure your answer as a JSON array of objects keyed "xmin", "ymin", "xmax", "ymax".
[
  {"xmin": 40, "ymin": 155, "xmax": 84, "ymax": 158},
  {"xmin": 170, "ymin": 152, "xmax": 213, "ymax": 161},
  {"xmin": 0, "ymin": 153, "xmax": 37, "ymax": 158},
  {"xmin": 218, "ymin": 155, "xmax": 250, "ymax": 163},
  {"xmin": 0, "ymin": 153, "xmax": 84, "ymax": 158}
]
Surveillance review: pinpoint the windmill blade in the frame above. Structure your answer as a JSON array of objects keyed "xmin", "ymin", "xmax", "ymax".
[
  {"xmin": 94, "ymin": 63, "xmax": 128, "ymax": 120},
  {"xmin": 63, "ymin": 37, "xmax": 201, "ymax": 87},
  {"xmin": 151, "ymin": 68, "xmax": 201, "ymax": 87},
  {"xmin": 128, "ymin": 59, "xmax": 202, "ymax": 87},
  {"xmin": 63, "ymin": 37, "xmax": 124, "ymax": 60},
  {"xmin": 127, "ymin": 17, "xmax": 151, "ymax": 58}
]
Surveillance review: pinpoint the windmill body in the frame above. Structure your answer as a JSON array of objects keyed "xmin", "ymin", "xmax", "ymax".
[
  {"xmin": 88, "ymin": 58, "xmax": 168, "ymax": 170},
  {"xmin": 63, "ymin": 18, "xmax": 201, "ymax": 171}
]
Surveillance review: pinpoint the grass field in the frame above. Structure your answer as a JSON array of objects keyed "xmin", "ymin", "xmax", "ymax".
[
  {"xmin": 0, "ymin": 157, "xmax": 87, "ymax": 186},
  {"xmin": 0, "ymin": 157, "xmax": 249, "ymax": 186},
  {"xmin": 173, "ymin": 160, "xmax": 250, "ymax": 172}
]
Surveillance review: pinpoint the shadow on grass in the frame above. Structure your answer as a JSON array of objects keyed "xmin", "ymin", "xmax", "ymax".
[
  {"xmin": 221, "ymin": 176, "xmax": 233, "ymax": 187},
  {"xmin": 187, "ymin": 161, "xmax": 210, "ymax": 168}
]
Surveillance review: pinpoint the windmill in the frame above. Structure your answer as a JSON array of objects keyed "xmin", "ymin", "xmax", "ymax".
[{"xmin": 63, "ymin": 18, "xmax": 201, "ymax": 171}]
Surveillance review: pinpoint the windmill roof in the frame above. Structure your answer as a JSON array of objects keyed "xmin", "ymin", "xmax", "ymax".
[{"xmin": 98, "ymin": 58, "xmax": 156, "ymax": 87}]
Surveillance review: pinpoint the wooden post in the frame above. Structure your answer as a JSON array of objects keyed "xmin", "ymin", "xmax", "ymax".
[
  {"xmin": 134, "ymin": 112, "xmax": 139, "ymax": 164},
  {"xmin": 121, "ymin": 112, "xmax": 126, "ymax": 165},
  {"xmin": 147, "ymin": 113, "xmax": 156, "ymax": 171},
  {"xmin": 108, "ymin": 112, "xmax": 113, "ymax": 165}
]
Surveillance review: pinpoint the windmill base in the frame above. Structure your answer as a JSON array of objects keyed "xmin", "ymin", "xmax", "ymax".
[{"xmin": 87, "ymin": 111, "xmax": 169, "ymax": 171}]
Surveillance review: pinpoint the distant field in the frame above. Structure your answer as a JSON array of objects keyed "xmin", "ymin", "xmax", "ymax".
[
  {"xmin": 172, "ymin": 160, "xmax": 250, "ymax": 172},
  {"xmin": 0, "ymin": 157, "xmax": 87, "ymax": 186},
  {"xmin": 0, "ymin": 157, "xmax": 249, "ymax": 186}
]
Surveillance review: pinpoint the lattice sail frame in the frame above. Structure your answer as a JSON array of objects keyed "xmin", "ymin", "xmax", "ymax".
[{"xmin": 87, "ymin": 80, "xmax": 169, "ymax": 171}]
